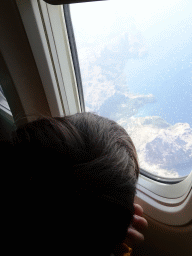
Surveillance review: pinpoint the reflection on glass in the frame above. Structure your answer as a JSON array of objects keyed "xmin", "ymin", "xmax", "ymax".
[{"xmin": 70, "ymin": 0, "xmax": 192, "ymax": 178}]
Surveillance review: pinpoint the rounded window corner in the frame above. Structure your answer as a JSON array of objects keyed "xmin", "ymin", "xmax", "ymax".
[
  {"xmin": 135, "ymin": 177, "xmax": 192, "ymax": 226},
  {"xmin": 137, "ymin": 170, "xmax": 192, "ymax": 199},
  {"xmin": 139, "ymin": 168, "xmax": 188, "ymax": 185}
]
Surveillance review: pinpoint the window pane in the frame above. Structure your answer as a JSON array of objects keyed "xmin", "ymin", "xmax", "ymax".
[{"xmin": 70, "ymin": 0, "xmax": 192, "ymax": 179}]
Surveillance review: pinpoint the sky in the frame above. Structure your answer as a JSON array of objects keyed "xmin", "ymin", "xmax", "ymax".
[{"xmin": 70, "ymin": 0, "xmax": 192, "ymax": 45}]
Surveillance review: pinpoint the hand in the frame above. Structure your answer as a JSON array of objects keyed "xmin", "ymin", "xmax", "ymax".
[{"xmin": 123, "ymin": 203, "xmax": 148, "ymax": 248}]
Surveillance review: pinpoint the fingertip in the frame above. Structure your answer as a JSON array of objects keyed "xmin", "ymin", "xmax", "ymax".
[
  {"xmin": 134, "ymin": 203, "xmax": 143, "ymax": 216},
  {"xmin": 127, "ymin": 227, "xmax": 145, "ymax": 244},
  {"xmin": 132, "ymin": 215, "xmax": 148, "ymax": 231}
]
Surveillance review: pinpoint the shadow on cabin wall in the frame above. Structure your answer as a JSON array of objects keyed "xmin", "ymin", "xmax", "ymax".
[
  {"xmin": 131, "ymin": 214, "xmax": 192, "ymax": 256},
  {"xmin": 0, "ymin": 114, "xmax": 13, "ymax": 142}
]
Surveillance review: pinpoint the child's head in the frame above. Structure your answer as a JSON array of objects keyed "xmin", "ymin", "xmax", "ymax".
[{"xmin": 11, "ymin": 112, "xmax": 139, "ymax": 255}]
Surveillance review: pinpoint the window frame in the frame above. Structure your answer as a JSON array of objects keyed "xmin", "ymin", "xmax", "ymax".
[
  {"xmin": 0, "ymin": 93, "xmax": 13, "ymax": 125},
  {"xmin": 15, "ymin": 0, "xmax": 192, "ymax": 226},
  {"xmin": 16, "ymin": 0, "xmax": 82, "ymax": 118}
]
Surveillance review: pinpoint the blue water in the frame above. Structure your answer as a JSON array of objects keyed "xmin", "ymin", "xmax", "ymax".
[{"xmin": 125, "ymin": 46, "xmax": 192, "ymax": 127}]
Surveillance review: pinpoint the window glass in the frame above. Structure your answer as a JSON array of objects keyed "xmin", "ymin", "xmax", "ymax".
[{"xmin": 70, "ymin": 0, "xmax": 192, "ymax": 179}]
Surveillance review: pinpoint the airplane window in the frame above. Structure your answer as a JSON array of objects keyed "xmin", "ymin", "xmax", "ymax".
[{"xmin": 69, "ymin": 0, "xmax": 192, "ymax": 180}]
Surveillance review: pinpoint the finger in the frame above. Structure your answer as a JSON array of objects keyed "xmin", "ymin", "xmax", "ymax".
[
  {"xmin": 127, "ymin": 227, "xmax": 144, "ymax": 242},
  {"xmin": 131, "ymin": 215, "xmax": 148, "ymax": 231},
  {"xmin": 124, "ymin": 228, "xmax": 144, "ymax": 247},
  {"xmin": 133, "ymin": 203, "xmax": 143, "ymax": 217}
]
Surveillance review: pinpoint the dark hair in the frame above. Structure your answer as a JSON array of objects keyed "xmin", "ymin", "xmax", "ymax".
[{"xmin": 9, "ymin": 112, "xmax": 139, "ymax": 255}]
